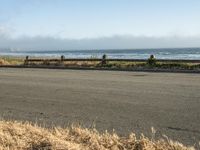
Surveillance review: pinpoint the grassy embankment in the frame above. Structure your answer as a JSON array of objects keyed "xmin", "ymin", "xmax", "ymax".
[
  {"xmin": 0, "ymin": 120, "xmax": 195, "ymax": 150},
  {"xmin": 1, "ymin": 56, "xmax": 200, "ymax": 70}
]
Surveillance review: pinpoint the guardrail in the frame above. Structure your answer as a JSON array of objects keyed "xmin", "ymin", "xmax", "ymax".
[{"xmin": 24, "ymin": 55, "xmax": 200, "ymax": 65}]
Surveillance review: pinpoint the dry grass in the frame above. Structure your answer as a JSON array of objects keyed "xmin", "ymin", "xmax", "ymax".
[
  {"xmin": 0, "ymin": 57, "xmax": 24, "ymax": 65},
  {"xmin": 0, "ymin": 120, "xmax": 195, "ymax": 150},
  {"xmin": 1, "ymin": 56, "xmax": 200, "ymax": 71},
  {"xmin": 0, "ymin": 59, "xmax": 10, "ymax": 65}
]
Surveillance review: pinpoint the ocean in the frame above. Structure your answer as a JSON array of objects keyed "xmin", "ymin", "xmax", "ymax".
[{"xmin": 1, "ymin": 48, "xmax": 200, "ymax": 60}]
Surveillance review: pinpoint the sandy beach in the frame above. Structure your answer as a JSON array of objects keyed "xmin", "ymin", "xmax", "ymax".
[{"xmin": 0, "ymin": 68, "xmax": 200, "ymax": 146}]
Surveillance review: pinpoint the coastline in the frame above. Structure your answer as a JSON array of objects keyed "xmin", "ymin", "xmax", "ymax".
[{"xmin": 1, "ymin": 56, "xmax": 200, "ymax": 73}]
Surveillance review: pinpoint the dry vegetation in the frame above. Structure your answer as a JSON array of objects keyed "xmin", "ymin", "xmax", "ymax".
[
  {"xmin": 1, "ymin": 56, "xmax": 200, "ymax": 71},
  {"xmin": 0, "ymin": 57, "xmax": 24, "ymax": 65},
  {"xmin": 0, "ymin": 120, "xmax": 195, "ymax": 150},
  {"xmin": 0, "ymin": 59, "xmax": 10, "ymax": 65},
  {"xmin": 21, "ymin": 60, "xmax": 200, "ymax": 70}
]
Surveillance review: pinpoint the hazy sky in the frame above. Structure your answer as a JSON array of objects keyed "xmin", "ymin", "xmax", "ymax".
[{"xmin": 0, "ymin": 0, "xmax": 200, "ymax": 50}]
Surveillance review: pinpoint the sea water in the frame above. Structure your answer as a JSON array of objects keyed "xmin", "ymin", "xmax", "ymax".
[{"xmin": 1, "ymin": 48, "xmax": 200, "ymax": 60}]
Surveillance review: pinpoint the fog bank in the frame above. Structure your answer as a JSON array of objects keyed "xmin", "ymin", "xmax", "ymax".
[{"xmin": 0, "ymin": 33, "xmax": 200, "ymax": 51}]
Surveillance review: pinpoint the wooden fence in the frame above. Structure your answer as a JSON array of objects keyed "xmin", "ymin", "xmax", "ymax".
[{"xmin": 24, "ymin": 55, "xmax": 200, "ymax": 65}]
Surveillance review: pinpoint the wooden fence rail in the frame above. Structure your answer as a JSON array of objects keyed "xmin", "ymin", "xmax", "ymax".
[{"xmin": 24, "ymin": 55, "xmax": 200, "ymax": 64}]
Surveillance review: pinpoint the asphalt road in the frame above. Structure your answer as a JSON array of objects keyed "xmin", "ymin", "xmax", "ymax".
[{"xmin": 0, "ymin": 68, "xmax": 200, "ymax": 146}]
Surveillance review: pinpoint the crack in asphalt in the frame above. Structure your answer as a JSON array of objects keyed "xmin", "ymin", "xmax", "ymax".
[{"xmin": 167, "ymin": 127, "xmax": 200, "ymax": 134}]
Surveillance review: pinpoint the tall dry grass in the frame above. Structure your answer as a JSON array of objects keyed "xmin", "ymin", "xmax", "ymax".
[
  {"xmin": 0, "ymin": 120, "xmax": 195, "ymax": 150},
  {"xmin": 0, "ymin": 59, "xmax": 10, "ymax": 65},
  {"xmin": 0, "ymin": 57, "xmax": 24, "ymax": 65}
]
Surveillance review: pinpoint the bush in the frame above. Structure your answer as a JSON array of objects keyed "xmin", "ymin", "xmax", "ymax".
[{"xmin": 147, "ymin": 55, "xmax": 156, "ymax": 66}]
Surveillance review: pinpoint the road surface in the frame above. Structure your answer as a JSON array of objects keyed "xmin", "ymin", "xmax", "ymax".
[{"xmin": 0, "ymin": 68, "xmax": 200, "ymax": 146}]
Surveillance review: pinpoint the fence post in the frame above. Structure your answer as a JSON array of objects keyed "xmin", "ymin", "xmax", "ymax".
[
  {"xmin": 61, "ymin": 55, "xmax": 65, "ymax": 61},
  {"xmin": 24, "ymin": 56, "xmax": 29, "ymax": 65},
  {"xmin": 60, "ymin": 55, "xmax": 65, "ymax": 65},
  {"xmin": 101, "ymin": 54, "xmax": 107, "ymax": 66}
]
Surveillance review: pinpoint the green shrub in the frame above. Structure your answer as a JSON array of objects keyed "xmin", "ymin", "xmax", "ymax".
[{"xmin": 147, "ymin": 55, "xmax": 156, "ymax": 66}]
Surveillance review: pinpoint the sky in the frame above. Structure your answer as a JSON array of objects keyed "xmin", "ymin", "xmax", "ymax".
[{"xmin": 0, "ymin": 0, "xmax": 200, "ymax": 50}]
